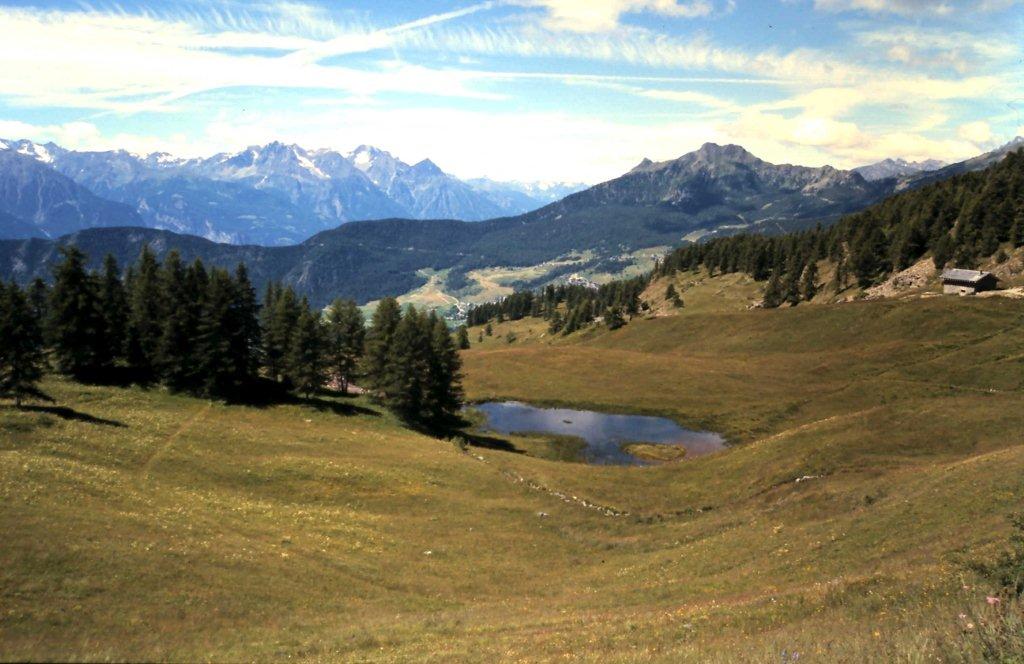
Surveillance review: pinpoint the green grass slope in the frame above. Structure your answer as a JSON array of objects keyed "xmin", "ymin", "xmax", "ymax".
[{"xmin": 1, "ymin": 295, "xmax": 1023, "ymax": 661}]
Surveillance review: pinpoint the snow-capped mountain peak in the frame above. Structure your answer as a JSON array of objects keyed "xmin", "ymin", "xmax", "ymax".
[
  {"xmin": 854, "ymin": 157, "xmax": 947, "ymax": 181},
  {"xmin": 0, "ymin": 138, "xmax": 58, "ymax": 164}
]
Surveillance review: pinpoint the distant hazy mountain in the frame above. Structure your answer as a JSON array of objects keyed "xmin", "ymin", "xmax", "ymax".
[
  {"xmin": 898, "ymin": 137, "xmax": 1024, "ymax": 190},
  {"xmin": 854, "ymin": 158, "xmax": 946, "ymax": 181},
  {"xmin": 464, "ymin": 178, "xmax": 587, "ymax": 212},
  {"xmin": 0, "ymin": 147, "xmax": 141, "ymax": 239},
  {"xmin": 0, "ymin": 141, "xmax": 932, "ymax": 304},
  {"xmin": 0, "ymin": 139, "xmax": 577, "ymax": 244},
  {"xmin": 346, "ymin": 145, "xmax": 508, "ymax": 220},
  {"xmin": 5, "ymin": 138, "xmax": 1023, "ymax": 305},
  {"xmin": 522, "ymin": 142, "xmax": 893, "ymax": 241}
]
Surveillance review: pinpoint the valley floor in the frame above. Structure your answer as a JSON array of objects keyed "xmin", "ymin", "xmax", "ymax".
[{"xmin": 2, "ymin": 295, "xmax": 1024, "ymax": 661}]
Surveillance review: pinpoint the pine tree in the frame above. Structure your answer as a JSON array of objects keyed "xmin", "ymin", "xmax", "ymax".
[
  {"xmin": 155, "ymin": 251, "xmax": 196, "ymax": 390},
  {"xmin": 195, "ymin": 269, "xmax": 242, "ymax": 398},
  {"xmin": 980, "ymin": 224, "xmax": 1000, "ymax": 257},
  {"xmin": 363, "ymin": 297, "xmax": 401, "ymax": 392},
  {"xmin": 456, "ymin": 324, "xmax": 471, "ymax": 350},
  {"xmin": 98, "ymin": 254, "xmax": 128, "ymax": 363},
  {"xmin": 380, "ymin": 307, "xmax": 430, "ymax": 422},
  {"xmin": 932, "ymin": 233, "xmax": 955, "ymax": 270},
  {"xmin": 852, "ymin": 226, "xmax": 887, "ymax": 288},
  {"xmin": 324, "ymin": 298, "xmax": 365, "ymax": 394},
  {"xmin": 801, "ymin": 262, "xmax": 819, "ymax": 302},
  {"xmin": 426, "ymin": 312, "xmax": 463, "ymax": 424},
  {"xmin": 48, "ymin": 246, "xmax": 107, "ymax": 379},
  {"xmin": 262, "ymin": 285, "xmax": 301, "ymax": 383},
  {"xmin": 562, "ymin": 307, "xmax": 580, "ymax": 335},
  {"xmin": 28, "ymin": 278, "xmax": 48, "ymax": 327},
  {"xmin": 231, "ymin": 264, "xmax": 261, "ymax": 382},
  {"xmin": 1010, "ymin": 209, "xmax": 1024, "ymax": 248},
  {"xmin": 762, "ymin": 272, "xmax": 784, "ymax": 309},
  {"xmin": 781, "ymin": 254, "xmax": 803, "ymax": 306},
  {"xmin": 665, "ymin": 283, "xmax": 682, "ymax": 307},
  {"xmin": 285, "ymin": 305, "xmax": 326, "ymax": 399},
  {"xmin": 605, "ymin": 307, "xmax": 625, "ymax": 330},
  {"xmin": 125, "ymin": 245, "xmax": 163, "ymax": 381},
  {"xmin": 0, "ymin": 283, "xmax": 45, "ymax": 406},
  {"xmin": 484, "ymin": 322, "xmax": 493, "ymax": 337},
  {"xmin": 548, "ymin": 310, "xmax": 564, "ymax": 334}
]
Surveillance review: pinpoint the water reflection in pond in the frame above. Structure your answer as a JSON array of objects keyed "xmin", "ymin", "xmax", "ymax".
[{"xmin": 473, "ymin": 401, "xmax": 725, "ymax": 466}]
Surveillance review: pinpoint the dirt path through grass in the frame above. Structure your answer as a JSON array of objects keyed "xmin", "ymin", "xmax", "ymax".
[{"xmin": 138, "ymin": 403, "xmax": 212, "ymax": 480}]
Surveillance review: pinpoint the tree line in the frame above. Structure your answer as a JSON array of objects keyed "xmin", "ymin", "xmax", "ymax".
[
  {"xmin": 461, "ymin": 150, "xmax": 1024, "ymax": 325},
  {"xmin": 465, "ymin": 276, "xmax": 649, "ymax": 334},
  {"xmin": 655, "ymin": 149, "xmax": 1024, "ymax": 307},
  {"xmin": 0, "ymin": 246, "xmax": 463, "ymax": 426}
]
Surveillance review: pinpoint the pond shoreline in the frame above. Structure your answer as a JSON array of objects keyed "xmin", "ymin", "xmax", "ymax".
[
  {"xmin": 466, "ymin": 401, "xmax": 726, "ymax": 466},
  {"xmin": 463, "ymin": 396, "xmax": 725, "ymax": 440}
]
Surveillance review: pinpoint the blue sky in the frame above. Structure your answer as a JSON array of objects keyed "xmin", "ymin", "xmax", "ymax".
[{"xmin": 0, "ymin": 0, "xmax": 1021, "ymax": 182}]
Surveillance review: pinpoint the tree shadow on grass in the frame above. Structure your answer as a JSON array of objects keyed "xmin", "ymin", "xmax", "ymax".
[
  {"xmin": 459, "ymin": 430, "xmax": 523, "ymax": 454},
  {"xmin": 8, "ymin": 404, "xmax": 127, "ymax": 428},
  {"xmin": 298, "ymin": 395, "xmax": 379, "ymax": 418},
  {"xmin": 229, "ymin": 379, "xmax": 378, "ymax": 417}
]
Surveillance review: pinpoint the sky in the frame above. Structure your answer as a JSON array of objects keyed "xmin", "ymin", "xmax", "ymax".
[{"xmin": 0, "ymin": 0, "xmax": 1021, "ymax": 183}]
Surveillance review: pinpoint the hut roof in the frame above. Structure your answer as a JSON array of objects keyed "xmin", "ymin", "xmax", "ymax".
[{"xmin": 941, "ymin": 269, "xmax": 994, "ymax": 284}]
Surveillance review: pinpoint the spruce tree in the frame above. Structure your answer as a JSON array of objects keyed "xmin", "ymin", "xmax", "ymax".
[
  {"xmin": 28, "ymin": 278, "xmax": 48, "ymax": 327},
  {"xmin": 285, "ymin": 305, "xmax": 326, "ymax": 399},
  {"xmin": 605, "ymin": 307, "xmax": 625, "ymax": 330},
  {"xmin": 932, "ymin": 234, "xmax": 954, "ymax": 270},
  {"xmin": 380, "ymin": 307, "xmax": 431, "ymax": 422},
  {"xmin": 665, "ymin": 283, "xmax": 682, "ymax": 307},
  {"xmin": 1010, "ymin": 210, "xmax": 1024, "ymax": 248},
  {"xmin": 562, "ymin": 307, "xmax": 580, "ymax": 335},
  {"xmin": 762, "ymin": 273, "xmax": 784, "ymax": 309},
  {"xmin": 232, "ymin": 264, "xmax": 261, "ymax": 380},
  {"xmin": 98, "ymin": 254, "xmax": 128, "ymax": 363},
  {"xmin": 426, "ymin": 312, "xmax": 463, "ymax": 424},
  {"xmin": 48, "ymin": 246, "xmax": 107, "ymax": 379},
  {"xmin": 852, "ymin": 226, "xmax": 887, "ymax": 288},
  {"xmin": 324, "ymin": 298, "xmax": 364, "ymax": 394},
  {"xmin": 195, "ymin": 269, "xmax": 241, "ymax": 398},
  {"xmin": 263, "ymin": 285, "xmax": 301, "ymax": 383},
  {"xmin": 456, "ymin": 324, "xmax": 471, "ymax": 350},
  {"xmin": 363, "ymin": 297, "xmax": 401, "ymax": 392},
  {"xmin": 155, "ymin": 251, "xmax": 196, "ymax": 390},
  {"xmin": 0, "ymin": 283, "xmax": 45, "ymax": 406},
  {"xmin": 125, "ymin": 245, "xmax": 163, "ymax": 381},
  {"xmin": 548, "ymin": 310, "xmax": 563, "ymax": 334},
  {"xmin": 801, "ymin": 262, "xmax": 819, "ymax": 302}
]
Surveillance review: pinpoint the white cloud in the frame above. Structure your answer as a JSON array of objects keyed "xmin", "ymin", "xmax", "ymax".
[
  {"xmin": 813, "ymin": 0, "xmax": 955, "ymax": 15},
  {"xmin": 0, "ymin": 2, "xmax": 1015, "ymax": 181},
  {"xmin": 0, "ymin": 5, "xmax": 496, "ymax": 114},
  {"xmin": 814, "ymin": 0, "xmax": 1022, "ymax": 14},
  {"xmin": 958, "ymin": 120, "xmax": 993, "ymax": 144},
  {"xmin": 0, "ymin": 120, "xmax": 102, "ymax": 148},
  {"xmin": 518, "ymin": 0, "xmax": 714, "ymax": 32}
]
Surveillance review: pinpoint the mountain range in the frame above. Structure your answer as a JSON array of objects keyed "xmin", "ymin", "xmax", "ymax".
[
  {"xmin": 853, "ymin": 157, "xmax": 947, "ymax": 181},
  {"xmin": 5, "ymin": 139, "xmax": 1021, "ymax": 308},
  {"xmin": 0, "ymin": 139, "xmax": 585, "ymax": 245}
]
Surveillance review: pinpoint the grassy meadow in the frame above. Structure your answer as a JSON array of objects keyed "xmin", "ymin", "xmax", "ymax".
[{"xmin": 2, "ymin": 277, "xmax": 1024, "ymax": 661}]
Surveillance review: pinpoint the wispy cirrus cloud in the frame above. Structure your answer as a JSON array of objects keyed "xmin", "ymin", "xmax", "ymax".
[
  {"xmin": 513, "ymin": 0, "xmax": 716, "ymax": 32},
  {"xmin": 0, "ymin": 0, "xmax": 1018, "ymax": 181},
  {"xmin": 811, "ymin": 0, "xmax": 1021, "ymax": 15},
  {"xmin": 0, "ymin": 5, "xmax": 499, "ymax": 114}
]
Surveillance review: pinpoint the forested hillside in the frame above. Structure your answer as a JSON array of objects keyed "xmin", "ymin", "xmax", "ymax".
[
  {"xmin": 463, "ymin": 149, "xmax": 1024, "ymax": 331},
  {"xmin": 654, "ymin": 148, "xmax": 1024, "ymax": 306},
  {"xmin": 0, "ymin": 246, "xmax": 464, "ymax": 426}
]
